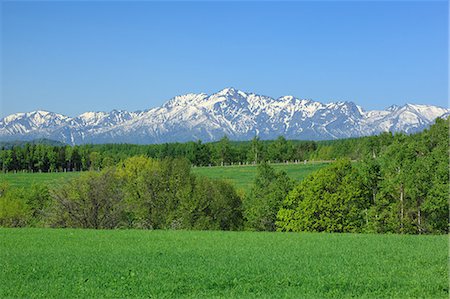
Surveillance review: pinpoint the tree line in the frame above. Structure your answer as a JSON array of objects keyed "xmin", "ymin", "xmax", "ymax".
[
  {"xmin": 249, "ymin": 118, "xmax": 449, "ymax": 234},
  {"xmin": 0, "ymin": 118, "xmax": 448, "ymax": 234},
  {"xmin": 1, "ymin": 133, "xmax": 386, "ymax": 173}
]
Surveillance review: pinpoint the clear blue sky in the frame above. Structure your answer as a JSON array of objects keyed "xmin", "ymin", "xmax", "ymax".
[{"xmin": 1, "ymin": 1, "xmax": 448, "ymax": 117}]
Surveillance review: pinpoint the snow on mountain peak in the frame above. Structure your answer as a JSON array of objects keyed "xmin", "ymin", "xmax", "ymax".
[
  {"xmin": 387, "ymin": 104, "xmax": 401, "ymax": 112},
  {"xmin": 0, "ymin": 88, "xmax": 448, "ymax": 144},
  {"xmin": 3, "ymin": 112, "xmax": 26, "ymax": 124},
  {"xmin": 217, "ymin": 87, "xmax": 237, "ymax": 95},
  {"xmin": 401, "ymin": 103, "xmax": 448, "ymax": 122}
]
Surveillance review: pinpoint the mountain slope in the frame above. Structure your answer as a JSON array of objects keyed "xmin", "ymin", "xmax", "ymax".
[{"xmin": 1, "ymin": 88, "xmax": 448, "ymax": 144}]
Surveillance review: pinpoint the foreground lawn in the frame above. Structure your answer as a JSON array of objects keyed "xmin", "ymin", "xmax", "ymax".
[
  {"xmin": 0, "ymin": 162, "xmax": 327, "ymax": 193},
  {"xmin": 0, "ymin": 229, "xmax": 447, "ymax": 298}
]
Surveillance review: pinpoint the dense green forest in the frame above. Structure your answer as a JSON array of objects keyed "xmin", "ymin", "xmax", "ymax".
[
  {"xmin": 1, "ymin": 134, "xmax": 380, "ymax": 172},
  {"xmin": 274, "ymin": 118, "xmax": 449, "ymax": 234},
  {"xmin": 0, "ymin": 118, "xmax": 448, "ymax": 234}
]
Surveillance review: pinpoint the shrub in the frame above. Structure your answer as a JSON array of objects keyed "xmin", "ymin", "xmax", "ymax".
[
  {"xmin": 0, "ymin": 186, "xmax": 30, "ymax": 227},
  {"xmin": 180, "ymin": 176, "xmax": 243, "ymax": 230},
  {"xmin": 276, "ymin": 160, "xmax": 370, "ymax": 232},
  {"xmin": 244, "ymin": 162, "xmax": 293, "ymax": 231}
]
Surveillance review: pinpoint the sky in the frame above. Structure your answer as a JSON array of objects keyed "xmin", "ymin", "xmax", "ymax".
[{"xmin": 1, "ymin": 1, "xmax": 448, "ymax": 117}]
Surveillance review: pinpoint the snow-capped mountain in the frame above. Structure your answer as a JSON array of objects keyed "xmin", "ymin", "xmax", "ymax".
[{"xmin": 1, "ymin": 88, "xmax": 448, "ymax": 145}]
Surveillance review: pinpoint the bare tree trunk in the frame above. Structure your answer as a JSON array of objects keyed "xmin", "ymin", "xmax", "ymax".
[
  {"xmin": 417, "ymin": 204, "xmax": 422, "ymax": 234},
  {"xmin": 372, "ymin": 189, "xmax": 379, "ymax": 223},
  {"xmin": 400, "ymin": 184, "xmax": 404, "ymax": 233}
]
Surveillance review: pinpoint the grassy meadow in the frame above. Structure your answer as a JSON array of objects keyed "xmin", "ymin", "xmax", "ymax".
[
  {"xmin": 0, "ymin": 171, "xmax": 81, "ymax": 188},
  {"xmin": 192, "ymin": 162, "xmax": 328, "ymax": 193},
  {"xmin": 0, "ymin": 162, "xmax": 327, "ymax": 193},
  {"xmin": 0, "ymin": 228, "xmax": 447, "ymax": 298}
]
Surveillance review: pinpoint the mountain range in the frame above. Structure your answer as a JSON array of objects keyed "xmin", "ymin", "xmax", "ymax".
[{"xmin": 1, "ymin": 88, "xmax": 448, "ymax": 145}]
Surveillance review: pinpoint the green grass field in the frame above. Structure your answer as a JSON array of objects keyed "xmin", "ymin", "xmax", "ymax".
[
  {"xmin": 192, "ymin": 162, "xmax": 327, "ymax": 193},
  {"xmin": 0, "ymin": 229, "xmax": 447, "ymax": 298},
  {"xmin": 0, "ymin": 171, "xmax": 81, "ymax": 188},
  {"xmin": 0, "ymin": 162, "xmax": 327, "ymax": 193}
]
